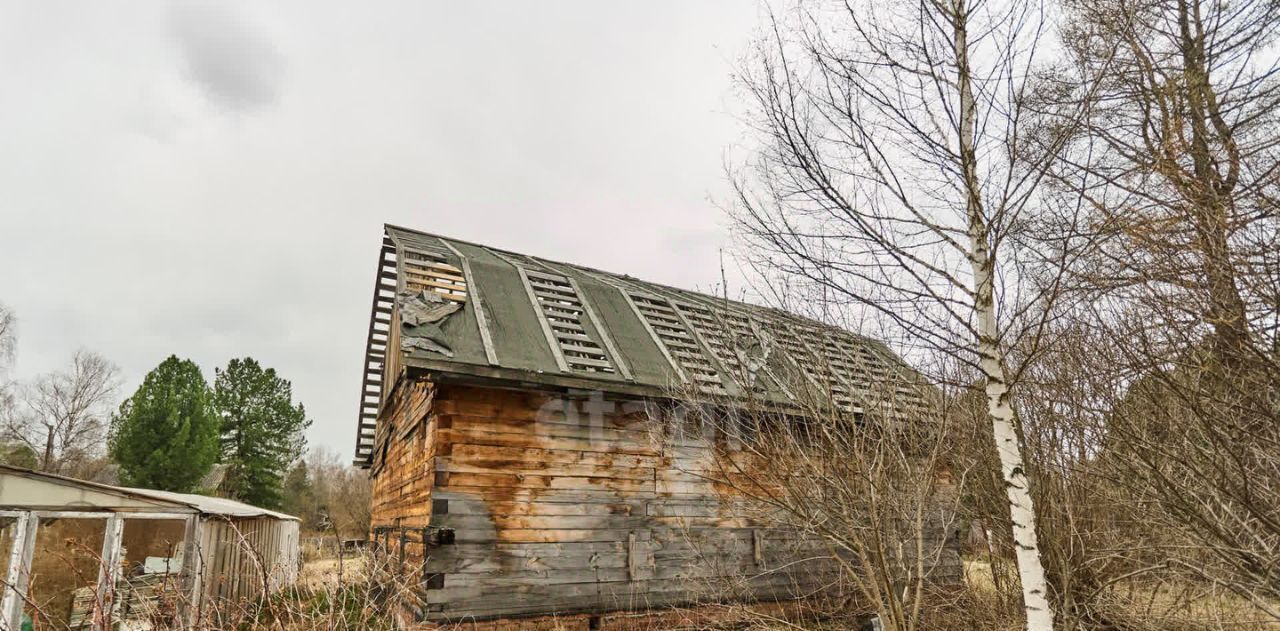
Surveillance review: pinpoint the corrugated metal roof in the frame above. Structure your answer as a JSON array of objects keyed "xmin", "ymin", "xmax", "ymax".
[
  {"xmin": 354, "ymin": 224, "xmax": 929, "ymax": 464},
  {"xmin": 116, "ymin": 487, "xmax": 299, "ymax": 521},
  {"xmin": 0, "ymin": 465, "xmax": 299, "ymax": 521}
]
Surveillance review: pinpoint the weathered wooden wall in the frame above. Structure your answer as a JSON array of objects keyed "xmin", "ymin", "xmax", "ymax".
[
  {"xmin": 195, "ymin": 516, "xmax": 299, "ymax": 607},
  {"xmin": 368, "ymin": 379, "xmax": 958, "ymax": 624}
]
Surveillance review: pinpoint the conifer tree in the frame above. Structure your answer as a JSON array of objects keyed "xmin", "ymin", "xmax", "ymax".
[
  {"xmin": 214, "ymin": 358, "xmax": 310, "ymax": 509},
  {"xmin": 109, "ymin": 356, "xmax": 220, "ymax": 492}
]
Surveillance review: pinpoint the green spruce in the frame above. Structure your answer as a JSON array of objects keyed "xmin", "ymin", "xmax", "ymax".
[
  {"xmin": 214, "ymin": 358, "xmax": 310, "ymax": 510},
  {"xmin": 109, "ymin": 356, "xmax": 220, "ymax": 492}
]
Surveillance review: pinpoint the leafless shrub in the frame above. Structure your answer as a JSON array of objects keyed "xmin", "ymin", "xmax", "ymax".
[
  {"xmin": 948, "ymin": 321, "xmax": 1280, "ymax": 630},
  {"xmin": 301, "ymin": 447, "xmax": 373, "ymax": 538},
  {"xmin": 638, "ymin": 345, "xmax": 985, "ymax": 631}
]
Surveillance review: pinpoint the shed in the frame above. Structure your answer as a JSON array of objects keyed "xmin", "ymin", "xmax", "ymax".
[
  {"xmin": 356, "ymin": 225, "xmax": 954, "ymax": 626},
  {"xmin": 0, "ymin": 465, "xmax": 299, "ymax": 629}
]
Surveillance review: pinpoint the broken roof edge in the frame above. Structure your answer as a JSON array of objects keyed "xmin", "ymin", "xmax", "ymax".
[
  {"xmin": 400, "ymin": 357, "xmax": 934, "ymax": 421},
  {"xmin": 0, "ymin": 465, "xmax": 299, "ymax": 521}
]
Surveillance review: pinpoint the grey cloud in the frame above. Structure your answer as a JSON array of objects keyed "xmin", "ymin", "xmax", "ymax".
[
  {"xmin": 170, "ymin": 3, "xmax": 284, "ymax": 112},
  {"xmin": 0, "ymin": 1, "xmax": 758, "ymax": 457}
]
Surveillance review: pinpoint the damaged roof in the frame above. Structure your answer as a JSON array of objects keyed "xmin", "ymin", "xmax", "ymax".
[{"xmin": 354, "ymin": 224, "xmax": 927, "ymax": 465}]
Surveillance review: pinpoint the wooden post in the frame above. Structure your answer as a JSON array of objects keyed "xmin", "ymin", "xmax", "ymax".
[
  {"xmin": 180, "ymin": 516, "xmax": 202, "ymax": 627},
  {"xmin": 627, "ymin": 532, "xmax": 638, "ymax": 580},
  {"xmin": 93, "ymin": 514, "xmax": 125, "ymax": 628},
  {"xmin": 398, "ymin": 527, "xmax": 406, "ymax": 573},
  {"xmin": 1, "ymin": 512, "xmax": 37, "ymax": 631}
]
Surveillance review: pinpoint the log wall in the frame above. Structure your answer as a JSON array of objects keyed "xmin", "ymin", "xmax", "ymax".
[{"xmin": 368, "ymin": 379, "xmax": 959, "ymax": 624}]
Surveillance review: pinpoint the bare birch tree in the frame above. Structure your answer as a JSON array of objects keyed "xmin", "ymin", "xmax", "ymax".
[
  {"xmin": 729, "ymin": 1, "xmax": 1106, "ymax": 627},
  {"xmin": 5, "ymin": 349, "xmax": 120, "ymax": 474},
  {"xmin": 0, "ymin": 305, "xmax": 18, "ymax": 452},
  {"xmin": 0, "ymin": 304, "xmax": 14, "ymax": 371}
]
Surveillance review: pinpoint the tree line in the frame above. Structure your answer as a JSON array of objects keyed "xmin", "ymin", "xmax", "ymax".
[{"xmin": 0, "ymin": 304, "xmax": 318, "ymax": 513}]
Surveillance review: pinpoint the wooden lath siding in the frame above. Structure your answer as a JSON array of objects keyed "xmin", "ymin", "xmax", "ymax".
[
  {"xmin": 403, "ymin": 246, "xmax": 468, "ymax": 303},
  {"xmin": 367, "ymin": 381, "xmax": 962, "ymax": 623},
  {"xmin": 369, "ymin": 379, "xmax": 444, "ymax": 610},
  {"xmin": 671, "ymin": 300, "xmax": 754, "ymax": 388},
  {"xmin": 486, "ymin": 249, "xmax": 633, "ymax": 380},
  {"xmin": 758, "ymin": 312, "xmax": 931, "ymax": 414},
  {"xmin": 354, "ymin": 235, "xmax": 398, "ymax": 464},
  {"xmin": 626, "ymin": 292, "xmax": 726, "ymax": 395},
  {"xmin": 523, "ymin": 268, "xmax": 616, "ymax": 374},
  {"xmin": 370, "ymin": 380, "xmax": 439, "ymax": 522}
]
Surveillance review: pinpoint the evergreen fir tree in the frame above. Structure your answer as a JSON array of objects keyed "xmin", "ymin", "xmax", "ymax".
[
  {"xmin": 109, "ymin": 356, "xmax": 220, "ymax": 492},
  {"xmin": 214, "ymin": 358, "xmax": 310, "ymax": 509}
]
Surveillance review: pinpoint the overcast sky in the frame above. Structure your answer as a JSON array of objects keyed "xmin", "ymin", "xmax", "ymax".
[{"xmin": 0, "ymin": 2, "xmax": 765, "ymax": 458}]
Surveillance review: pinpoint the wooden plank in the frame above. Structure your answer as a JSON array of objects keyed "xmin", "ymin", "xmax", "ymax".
[
  {"xmin": 406, "ymin": 278, "xmax": 468, "ymax": 297},
  {"xmin": 440, "ymin": 499, "xmax": 646, "ymax": 517},
  {"xmin": 558, "ymin": 341, "xmax": 608, "ymax": 356},
  {"xmin": 428, "ymin": 553, "xmax": 630, "ymax": 575},
  {"xmin": 550, "ymin": 319, "xmax": 588, "ymax": 333},
  {"xmin": 451, "ymin": 527, "xmax": 646, "ymax": 544},
  {"xmin": 528, "ymin": 280, "xmax": 578, "ymax": 298},
  {"xmin": 448, "ymin": 443, "xmax": 660, "ymax": 469},
  {"xmin": 438, "ymin": 428, "xmax": 659, "ymax": 457},
  {"xmin": 440, "ymin": 459, "xmax": 655, "ymax": 481},
  {"xmin": 433, "ymin": 513, "xmax": 646, "ymax": 532},
  {"xmin": 426, "ymin": 571, "xmax": 838, "ymax": 607},
  {"xmin": 564, "ymin": 355, "xmax": 613, "ymax": 369},
  {"xmin": 442, "ymin": 416, "xmax": 652, "ymax": 443},
  {"xmin": 522, "ymin": 269, "xmax": 571, "ymax": 284},
  {"xmin": 541, "ymin": 302, "xmax": 583, "ymax": 316},
  {"xmin": 406, "ymin": 264, "xmax": 466, "ymax": 283},
  {"xmin": 428, "ymin": 541, "xmax": 628, "ymax": 558},
  {"xmin": 404, "ymin": 269, "xmax": 465, "ymax": 288},
  {"xmin": 440, "ymin": 471, "xmax": 654, "ymax": 493},
  {"xmin": 434, "ymin": 395, "xmax": 648, "ymax": 424},
  {"xmin": 552, "ymin": 329, "xmax": 592, "ymax": 343}
]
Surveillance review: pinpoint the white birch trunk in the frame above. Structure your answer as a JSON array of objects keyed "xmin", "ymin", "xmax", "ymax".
[
  {"xmin": 954, "ymin": 0, "xmax": 1056, "ymax": 627},
  {"xmin": 973, "ymin": 286, "xmax": 1056, "ymax": 631}
]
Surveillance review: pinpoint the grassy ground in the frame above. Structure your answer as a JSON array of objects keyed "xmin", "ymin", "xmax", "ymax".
[
  {"xmin": 298, "ymin": 555, "xmax": 368, "ymax": 589},
  {"xmin": 275, "ymin": 555, "xmax": 1279, "ymax": 630},
  {"xmin": 965, "ymin": 559, "xmax": 1280, "ymax": 630}
]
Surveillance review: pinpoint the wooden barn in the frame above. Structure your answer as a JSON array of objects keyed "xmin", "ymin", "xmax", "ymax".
[{"xmin": 356, "ymin": 225, "xmax": 957, "ymax": 627}]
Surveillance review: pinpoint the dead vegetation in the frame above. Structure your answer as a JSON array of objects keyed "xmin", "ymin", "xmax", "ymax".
[{"xmin": 726, "ymin": 0, "xmax": 1280, "ymax": 627}]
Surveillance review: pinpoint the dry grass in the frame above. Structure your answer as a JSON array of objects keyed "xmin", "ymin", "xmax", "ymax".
[
  {"xmin": 962, "ymin": 559, "xmax": 1280, "ymax": 631},
  {"xmin": 298, "ymin": 555, "xmax": 368, "ymax": 589}
]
